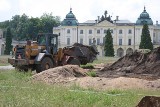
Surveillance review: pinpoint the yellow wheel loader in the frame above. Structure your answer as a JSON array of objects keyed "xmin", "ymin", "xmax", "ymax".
[{"xmin": 8, "ymin": 33, "xmax": 99, "ymax": 73}]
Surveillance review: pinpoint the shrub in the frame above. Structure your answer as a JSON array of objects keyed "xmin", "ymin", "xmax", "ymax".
[
  {"xmin": 80, "ymin": 64, "xmax": 94, "ymax": 69},
  {"xmin": 87, "ymin": 71, "xmax": 97, "ymax": 77}
]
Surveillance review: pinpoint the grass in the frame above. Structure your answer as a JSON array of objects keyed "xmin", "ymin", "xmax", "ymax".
[
  {"xmin": 0, "ymin": 70, "xmax": 160, "ymax": 107},
  {"xmin": 86, "ymin": 70, "xmax": 97, "ymax": 77},
  {"xmin": 80, "ymin": 64, "xmax": 94, "ymax": 69},
  {"xmin": 89, "ymin": 56, "xmax": 119, "ymax": 65},
  {"xmin": 0, "ymin": 56, "xmax": 160, "ymax": 106}
]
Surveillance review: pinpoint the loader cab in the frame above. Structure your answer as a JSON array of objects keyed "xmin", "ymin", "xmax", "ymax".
[{"xmin": 37, "ymin": 33, "xmax": 58, "ymax": 54}]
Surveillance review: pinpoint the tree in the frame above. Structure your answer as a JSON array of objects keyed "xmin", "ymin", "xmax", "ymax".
[
  {"xmin": 104, "ymin": 29, "xmax": 114, "ymax": 56},
  {"xmin": 0, "ymin": 13, "xmax": 61, "ymax": 40},
  {"xmin": 139, "ymin": 24, "xmax": 153, "ymax": 50},
  {"xmin": 10, "ymin": 14, "xmax": 30, "ymax": 40},
  {"xmin": 40, "ymin": 13, "xmax": 60, "ymax": 33},
  {"xmin": 27, "ymin": 17, "xmax": 41, "ymax": 40},
  {"xmin": 4, "ymin": 27, "xmax": 12, "ymax": 55}
]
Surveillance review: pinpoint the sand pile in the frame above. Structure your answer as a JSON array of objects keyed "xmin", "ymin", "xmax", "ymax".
[
  {"xmin": 32, "ymin": 65, "xmax": 86, "ymax": 84},
  {"xmin": 99, "ymin": 47, "xmax": 160, "ymax": 79}
]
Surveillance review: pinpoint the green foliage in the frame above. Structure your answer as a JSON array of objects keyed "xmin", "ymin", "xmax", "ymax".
[
  {"xmin": 139, "ymin": 24, "xmax": 153, "ymax": 50},
  {"xmin": 86, "ymin": 71, "xmax": 97, "ymax": 77},
  {"xmin": 40, "ymin": 13, "xmax": 60, "ymax": 33},
  {"xmin": 27, "ymin": 17, "xmax": 42, "ymax": 40},
  {"xmin": 9, "ymin": 14, "xmax": 30, "ymax": 40},
  {"xmin": 104, "ymin": 29, "xmax": 114, "ymax": 56},
  {"xmin": 0, "ymin": 13, "xmax": 60, "ymax": 41},
  {"xmin": 80, "ymin": 64, "xmax": 94, "ymax": 69},
  {"xmin": 4, "ymin": 27, "xmax": 12, "ymax": 55}
]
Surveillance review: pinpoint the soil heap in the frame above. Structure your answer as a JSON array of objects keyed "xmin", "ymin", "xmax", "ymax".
[
  {"xmin": 32, "ymin": 65, "xmax": 86, "ymax": 84},
  {"xmin": 99, "ymin": 47, "xmax": 160, "ymax": 79}
]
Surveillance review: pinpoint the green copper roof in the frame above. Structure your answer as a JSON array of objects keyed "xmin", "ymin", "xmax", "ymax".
[
  {"xmin": 61, "ymin": 8, "xmax": 78, "ymax": 26},
  {"xmin": 136, "ymin": 6, "xmax": 153, "ymax": 25}
]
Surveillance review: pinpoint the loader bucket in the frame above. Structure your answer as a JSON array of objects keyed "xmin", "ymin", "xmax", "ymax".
[{"xmin": 63, "ymin": 43, "xmax": 99, "ymax": 65}]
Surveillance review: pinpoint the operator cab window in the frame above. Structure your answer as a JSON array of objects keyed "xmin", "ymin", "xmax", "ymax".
[
  {"xmin": 37, "ymin": 35, "xmax": 46, "ymax": 45},
  {"xmin": 51, "ymin": 37, "xmax": 57, "ymax": 46}
]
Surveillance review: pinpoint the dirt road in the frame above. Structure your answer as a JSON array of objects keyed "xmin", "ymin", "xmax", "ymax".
[{"xmin": 0, "ymin": 65, "xmax": 14, "ymax": 70}]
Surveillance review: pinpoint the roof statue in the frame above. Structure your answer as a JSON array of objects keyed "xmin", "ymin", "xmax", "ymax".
[{"xmin": 98, "ymin": 10, "xmax": 113, "ymax": 23}]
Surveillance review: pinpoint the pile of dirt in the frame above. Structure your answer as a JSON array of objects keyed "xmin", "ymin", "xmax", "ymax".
[
  {"xmin": 31, "ymin": 64, "xmax": 160, "ymax": 90},
  {"xmin": 32, "ymin": 65, "xmax": 87, "ymax": 84},
  {"xmin": 136, "ymin": 96, "xmax": 160, "ymax": 107},
  {"xmin": 99, "ymin": 47, "xmax": 160, "ymax": 79}
]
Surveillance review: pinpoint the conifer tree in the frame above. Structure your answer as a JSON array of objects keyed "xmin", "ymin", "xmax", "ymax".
[
  {"xmin": 104, "ymin": 29, "xmax": 114, "ymax": 56},
  {"xmin": 4, "ymin": 27, "xmax": 12, "ymax": 55},
  {"xmin": 139, "ymin": 24, "xmax": 153, "ymax": 50}
]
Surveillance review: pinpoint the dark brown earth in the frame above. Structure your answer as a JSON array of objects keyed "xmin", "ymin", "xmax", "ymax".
[
  {"xmin": 98, "ymin": 47, "xmax": 160, "ymax": 80},
  {"xmin": 136, "ymin": 96, "xmax": 160, "ymax": 107}
]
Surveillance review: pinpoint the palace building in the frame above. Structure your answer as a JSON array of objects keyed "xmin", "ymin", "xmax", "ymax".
[{"xmin": 53, "ymin": 7, "xmax": 160, "ymax": 57}]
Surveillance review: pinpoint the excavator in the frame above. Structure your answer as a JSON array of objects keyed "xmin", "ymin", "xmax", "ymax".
[{"xmin": 8, "ymin": 33, "xmax": 99, "ymax": 73}]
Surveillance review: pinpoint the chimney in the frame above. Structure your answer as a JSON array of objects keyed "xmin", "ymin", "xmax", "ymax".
[
  {"xmin": 95, "ymin": 20, "xmax": 97, "ymax": 23},
  {"xmin": 116, "ymin": 16, "xmax": 119, "ymax": 21},
  {"xmin": 98, "ymin": 16, "xmax": 100, "ymax": 22},
  {"xmin": 156, "ymin": 21, "xmax": 158, "ymax": 25}
]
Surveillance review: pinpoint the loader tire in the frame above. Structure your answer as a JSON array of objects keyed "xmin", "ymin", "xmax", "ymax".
[
  {"xmin": 68, "ymin": 58, "xmax": 81, "ymax": 66},
  {"xmin": 15, "ymin": 66, "xmax": 28, "ymax": 72},
  {"xmin": 36, "ymin": 57, "xmax": 54, "ymax": 73}
]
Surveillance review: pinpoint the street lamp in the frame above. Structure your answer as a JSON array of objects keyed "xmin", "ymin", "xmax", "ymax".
[{"xmin": 77, "ymin": 24, "xmax": 78, "ymax": 43}]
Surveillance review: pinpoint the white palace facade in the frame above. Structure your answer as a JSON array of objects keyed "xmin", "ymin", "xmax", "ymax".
[{"xmin": 53, "ymin": 7, "xmax": 160, "ymax": 57}]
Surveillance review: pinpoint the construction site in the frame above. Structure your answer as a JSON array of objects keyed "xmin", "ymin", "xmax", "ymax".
[
  {"xmin": 1, "ymin": 47, "xmax": 160, "ymax": 106},
  {"xmin": 30, "ymin": 47, "xmax": 160, "ymax": 106}
]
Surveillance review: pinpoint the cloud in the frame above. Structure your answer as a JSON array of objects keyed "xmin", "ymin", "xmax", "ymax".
[
  {"xmin": 0, "ymin": 0, "xmax": 159, "ymax": 24},
  {"xmin": 0, "ymin": 0, "xmax": 11, "ymax": 11}
]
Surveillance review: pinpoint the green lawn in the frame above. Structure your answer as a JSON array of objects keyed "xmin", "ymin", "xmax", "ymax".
[
  {"xmin": 0, "ymin": 56, "xmax": 118, "ymax": 66},
  {"xmin": 92, "ymin": 56, "xmax": 119, "ymax": 64},
  {"xmin": 0, "ymin": 70, "xmax": 160, "ymax": 107}
]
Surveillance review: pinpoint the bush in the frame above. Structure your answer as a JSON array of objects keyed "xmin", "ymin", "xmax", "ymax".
[
  {"xmin": 87, "ymin": 71, "xmax": 97, "ymax": 77},
  {"xmin": 80, "ymin": 64, "xmax": 94, "ymax": 69}
]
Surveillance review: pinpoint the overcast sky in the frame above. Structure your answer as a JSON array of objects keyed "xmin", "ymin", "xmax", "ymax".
[{"xmin": 0, "ymin": 0, "xmax": 159, "ymax": 24}]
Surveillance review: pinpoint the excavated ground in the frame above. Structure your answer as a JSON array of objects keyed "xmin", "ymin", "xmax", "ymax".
[
  {"xmin": 98, "ymin": 47, "xmax": 160, "ymax": 80},
  {"xmin": 32, "ymin": 47, "xmax": 160, "ymax": 90}
]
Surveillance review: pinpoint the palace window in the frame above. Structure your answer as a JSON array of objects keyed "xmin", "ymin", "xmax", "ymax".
[
  {"xmin": 80, "ymin": 38, "xmax": 83, "ymax": 44},
  {"xmin": 80, "ymin": 30, "xmax": 83, "ymax": 34},
  {"xmin": 128, "ymin": 29, "xmax": 132, "ymax": 34},
  {"xmin": 67, "ymin": 29, "xmax": 70, "ymax": 34},
  {"xmin": 89, "ymin": 30, "xmax": 92, "ymax": 34},
  {"xmin": 89, "ymin": 39, "xmax": 92, "ymax": 45},
  {"xmin": 110, "ymin": 29, "xmax": 113, "ymax": 33},
  {"xmin": 119, "ymin": 30, "xmax": 122, "ymax": 34},
  {"xmin": 119, "ymin": 39, "xmax": 122, "ymax": 45},
  {"xmin": 128, "ymin": 39, "xmax": 131, "ymax": 45},
  {"xmin": 67, "ymin": 38, "xmax": 70, "ymax": 45},
  {"xmin": 97, "ymin": 38, "xmax": 100, "ymax": 45},
  {"xmin": 97, "ymin": 29, "xmax": 100, "ymax": 34}
]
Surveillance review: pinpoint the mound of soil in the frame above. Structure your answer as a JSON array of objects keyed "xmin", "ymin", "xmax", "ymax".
[
  {"xmin": 136, "ymin": 96, "xmax": 160, "ymax": 107},
  {"xmin": 31, "ymin": 64, "xmax": 160, "ymax": 90},
  {"xmin": 32, "ymin": 65, "xmax": 87, "ymax": 84},
  {"xmin": 99, "ymin": 47, "xmax": 160, "ymax": 79}
]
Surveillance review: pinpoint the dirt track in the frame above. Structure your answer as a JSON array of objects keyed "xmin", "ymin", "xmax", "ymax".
[{"xmin": 0, "ymin": 65, "xmax": 14, "ymax": 70}]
